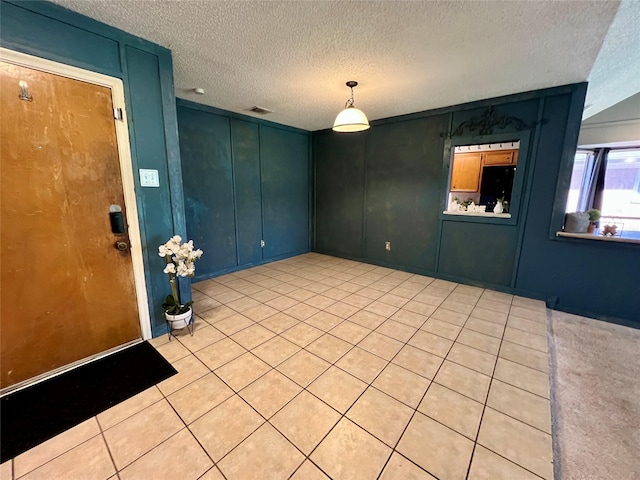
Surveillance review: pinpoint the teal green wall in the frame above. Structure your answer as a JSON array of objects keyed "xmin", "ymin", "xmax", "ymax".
[
  {"xmin": 515, "ymin": 94, "xmax": 640, "ymax": 324},
  {"xmin": 314, "ymin": 84, "xmax": 640, "ymax": 326},
  {"xmin": 177, "ymin": 100, "xmax": 311, "ymax": 280},
  {"xmin": 1, "ymin": 0, "xmax": 188, "ymax": 336},
  {"xmin": 5, "ymin": 1, "xmax": 636, "ymax": 327},
  {"xmin": 232, "ymin": 120, "xmax": 263, "ymax": 266}
]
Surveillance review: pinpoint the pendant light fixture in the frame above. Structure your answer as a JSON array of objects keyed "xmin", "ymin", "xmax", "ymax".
[{"xmin": 332, "ymin": 81, "xmax": 370, "ymax": 132}]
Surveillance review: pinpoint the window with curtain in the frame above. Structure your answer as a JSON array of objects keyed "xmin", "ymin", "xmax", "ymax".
[{"xmin": 566, "ymin": 147, "xmax": 640, "ymax": 239}]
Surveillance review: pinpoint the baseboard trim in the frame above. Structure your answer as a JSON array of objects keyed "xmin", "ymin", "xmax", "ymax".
[
  {"xmin": 313, "ymin": 249, "xmax": 637, "ymax": 328},
  {"xmin": 192, "ymin": 249, "xmax": 311, "ymax": 283}
]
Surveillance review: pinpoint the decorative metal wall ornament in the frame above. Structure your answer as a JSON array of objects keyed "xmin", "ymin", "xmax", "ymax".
[{"xmin": 441, "ymin": 106, "xmax": 540, "ymax": 138}]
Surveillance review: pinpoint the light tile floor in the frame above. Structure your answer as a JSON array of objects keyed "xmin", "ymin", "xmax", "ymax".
[{"xmin": 1, "ymin": 253, "xmax": 554, "ymax": 480}]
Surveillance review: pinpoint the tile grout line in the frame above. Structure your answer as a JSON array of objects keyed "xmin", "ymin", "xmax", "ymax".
[
  {"xmin": 10, "ymin": 421, "xmax": 107, "ymax": 479},
  {"xmin": 196, "ymin": 466, "xmax": 227, "ymax": 480},
  {"xmin": 464, "ymin": 293, "xmax": 513, "ymax": 480},
  {"xmin": 188, "ymin": 266, "xmax": 392, "ymax": 473},
  {"xmin": 201, "ymin": 261, "xmax": 485, "ymax": 477},
  {"xmin": 206, "ymin": 325, "xmax": 353, "ymax": 476},
  {"xmin": 375, "ymin": 283, "xmax": 481, "ymax": 479},
  {"xmin": 164, "ymin": 255, "xmax": 550, "ymax": 479},
  {"xmin": 155, "ymin": 386, "xmax": 222, "ymax": 476},
  {"xmin": 463, "ymin": 297, "xmax": 551, "ymax": 480},
  {"xmin": 200, "ymin": 268, "xmax": 434, "ymax": 477},
  {"xmin": 96, "ymin": 415, "xmax": 123, "ymax": 480},
  {"xmin": 411, "ymin": 289, "xmax": 482, "ymax": 476},
  {"xmin": 108, "ymin": 395, "xmax": 202, "ymax": 477},
  {"xmin": 255, "ymin": 268, "xmax": 408, "ymax": 476}
]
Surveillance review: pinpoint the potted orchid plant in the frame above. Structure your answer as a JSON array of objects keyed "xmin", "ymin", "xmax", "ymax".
[{"xmin": 159, "ymin": 235, "xmax": 203, "ymax": 328}]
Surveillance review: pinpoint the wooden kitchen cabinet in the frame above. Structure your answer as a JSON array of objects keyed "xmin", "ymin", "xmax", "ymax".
[
  {"xmin": 483, "ymin": 149, "xmax": 518, "ymax": 166},
  {"xmin": 451, "ymin": 152, "xmax": 482, "ymax": 192}
]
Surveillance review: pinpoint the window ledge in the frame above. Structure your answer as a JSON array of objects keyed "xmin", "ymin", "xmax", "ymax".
[
  {"xmin": 556, "ymin": 232, "xmax": 640, "ymax": 245},
  {"xmin": 443, "ymin": 211, "xmax": 511, "ymax": 219}
]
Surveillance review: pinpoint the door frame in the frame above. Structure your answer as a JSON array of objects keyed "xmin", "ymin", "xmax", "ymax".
[{"xmin": 0, "ymin": 47, "xmax": 152, "ymax": 340}]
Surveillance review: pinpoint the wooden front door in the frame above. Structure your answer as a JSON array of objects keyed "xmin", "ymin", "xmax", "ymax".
[{"xmin": 0, "ymin": 61, "xmax": 141, "ymax": 389}]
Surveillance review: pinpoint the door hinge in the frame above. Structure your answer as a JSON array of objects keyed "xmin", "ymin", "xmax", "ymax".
[
  {"xmin": 260, "ymin": 240, "xmax": 265, "ymax": 248},
  {"xmin": 113, "ymin": 108, "xmax": 124, "ymax": 121}
]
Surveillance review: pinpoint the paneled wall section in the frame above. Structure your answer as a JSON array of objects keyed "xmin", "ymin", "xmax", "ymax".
[
  {"xmin": 177, "ymin": 100, "xmax": 311, "ymax": 281},
  {"xmin": 313, "ymin": 84, "xmax": 640, "ymax": 325}
]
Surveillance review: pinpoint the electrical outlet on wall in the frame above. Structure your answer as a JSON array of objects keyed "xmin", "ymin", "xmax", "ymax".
[{"xmin": 385, "ymin": 241, "xmax": 391, "ymax": 251}]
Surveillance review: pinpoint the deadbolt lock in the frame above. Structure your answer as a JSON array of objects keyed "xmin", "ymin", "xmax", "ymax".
[{"xmin": 114, "ymin": 241, "xmax": 129, "ymax": 251}]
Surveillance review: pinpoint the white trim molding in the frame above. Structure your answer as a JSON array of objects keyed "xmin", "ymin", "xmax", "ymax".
[{"xmin": 578, "ymin": 118, "xmax": 640, "ymax": 147}]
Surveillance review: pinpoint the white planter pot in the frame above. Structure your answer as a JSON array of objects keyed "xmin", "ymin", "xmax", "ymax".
[{"xmin": 165, "ymin": 307, "xmax": 193, "ymax": 329}]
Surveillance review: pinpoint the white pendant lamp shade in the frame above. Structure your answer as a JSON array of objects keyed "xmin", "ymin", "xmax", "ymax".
[
  {"xmin": 333, "ymin": 106, "xmax": 370, "ymax": 132},
  {"xmin": 333, "ymin": 81, "xmax": 370, "ymax": 133}
]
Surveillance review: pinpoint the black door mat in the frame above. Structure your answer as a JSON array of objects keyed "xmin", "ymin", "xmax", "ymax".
[{"xmin": 1, "ymin": 341, "xmax": 177, "ymax": 462}]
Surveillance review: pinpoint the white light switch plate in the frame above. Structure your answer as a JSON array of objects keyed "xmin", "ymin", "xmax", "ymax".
[{"xmin": 139, "ymin": 169, "xmax": 159, "ymax": 187}]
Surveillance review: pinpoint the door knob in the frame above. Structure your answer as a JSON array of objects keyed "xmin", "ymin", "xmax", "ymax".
[{"xmin": 114, "ymin": 241, "xmax": 129, "ymax": 251}]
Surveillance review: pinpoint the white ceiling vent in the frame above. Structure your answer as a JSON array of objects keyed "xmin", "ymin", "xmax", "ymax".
[{"xmin": 246, "ymin": 106, "xmax": 273, "ymax": 115}]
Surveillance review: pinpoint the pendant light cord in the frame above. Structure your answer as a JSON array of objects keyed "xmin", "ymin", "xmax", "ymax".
[{"xmin": 345, "ymin": 86, "xmax": 355, "ymax": 109}]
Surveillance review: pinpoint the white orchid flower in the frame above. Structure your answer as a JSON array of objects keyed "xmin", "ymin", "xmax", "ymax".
[
  {"xmin": 176, "ymin": 262, "xmax": 190, "ymax": 277},
  {"xmin": 163, "ymin": 263, "xmax": 176, "ymax": 274},
  {"xmin": 159, "ymin": 234, "xmax": 202, "ymax": 306}
]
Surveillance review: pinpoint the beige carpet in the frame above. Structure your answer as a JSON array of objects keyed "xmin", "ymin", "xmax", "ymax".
[{"xmin": 548, "ymin": 310, "xmax": 640, "ymax": 480}]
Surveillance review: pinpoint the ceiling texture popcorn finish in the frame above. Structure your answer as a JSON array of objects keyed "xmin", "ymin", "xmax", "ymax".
[
  {"xmin": 580, "ymin": 0, "xmax": 640, "ymax": 119},
  {"xmin": 51, "ymin": 0, "xmax": 637, "ymax": 131}
]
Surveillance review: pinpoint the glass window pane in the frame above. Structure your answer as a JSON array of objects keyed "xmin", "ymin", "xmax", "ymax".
[
  {"xmin": 601, "ymin": 148, "xmax": 640, "ymax": 239},
  {"xmin": 566, "ymin": 151, "xmax": 589, "ymax": 213}
]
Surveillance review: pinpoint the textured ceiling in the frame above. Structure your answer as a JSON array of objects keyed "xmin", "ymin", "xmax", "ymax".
[
  {"xmin": 583, "ymin": 92, "xmax": 640, "ymax": 125},
  {"xmin": 582, "ymin": 0, "xmax": 640, "ymax": 119},
  {"xmin": 49, "ymin": 0, "xmax": 631, "ymax": 131}
]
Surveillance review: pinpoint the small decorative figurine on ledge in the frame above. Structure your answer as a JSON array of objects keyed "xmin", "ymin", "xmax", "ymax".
[{"xmin": 601, "ymin": 224, "xmax": 618, "ymax": 237}]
